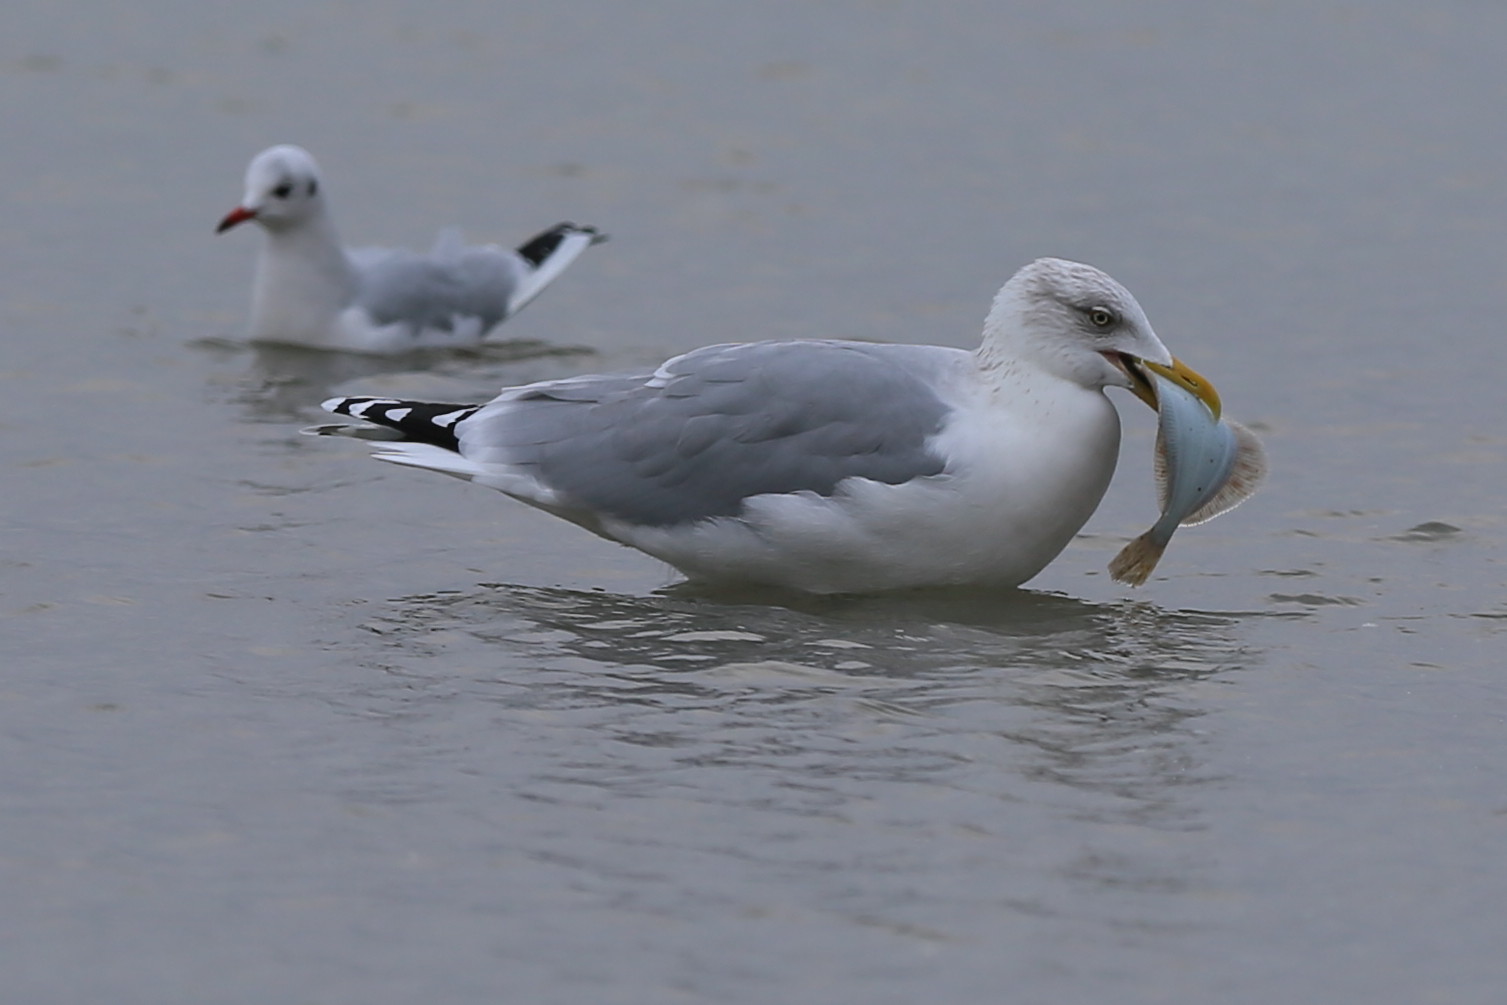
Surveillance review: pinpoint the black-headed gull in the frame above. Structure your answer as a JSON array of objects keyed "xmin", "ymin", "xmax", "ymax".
[
  {"xmin": 308, "ymin": 259, "xmax": 1234, "ymax": 593},
  {"xmin": 217, "ymin": 145, "xmax": 605, "ymax": 354}
]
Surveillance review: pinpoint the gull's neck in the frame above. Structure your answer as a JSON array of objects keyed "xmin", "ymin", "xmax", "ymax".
[
  {"xmin": 249, "ymin": 207, "xmax": 359, "ymax": 344},
  {"xmin": 964, "ymin": 282, "xmax": 1123, "ymax": 555},
  {"xmin": 973, "ymin": 281, "xmax": 1055, "ymax": 381},
  {"xmin": 973, "ymin": 282, "xmax": 1104, "ymax": 394}
]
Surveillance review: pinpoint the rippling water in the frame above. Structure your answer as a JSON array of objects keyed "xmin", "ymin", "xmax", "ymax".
[
  {"xmin": 5, "ymin": 2, "xmax": 1507, "ymax": 1003},
  {"xmin": 269, "ymin": 581, "xmax": 1258, "ymax": 1000}
]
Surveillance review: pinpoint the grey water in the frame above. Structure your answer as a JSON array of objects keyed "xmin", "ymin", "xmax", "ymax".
[{"xmin": 3, "ymin": 3, "xmax": 1506, "ymax": 1003}]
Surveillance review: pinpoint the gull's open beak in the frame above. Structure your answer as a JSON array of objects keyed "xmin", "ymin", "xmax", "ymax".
[
  {"xmin": 1118, "ymin": 355, "xmax": 1222, "ymax": 419},
  {"xmin": 216, "ymin": 206, "xmax": 257, "ymax": 233}
]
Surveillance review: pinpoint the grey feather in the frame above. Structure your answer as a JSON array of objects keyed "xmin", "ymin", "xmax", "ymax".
[
  {"xmin": 464, "ymin": 341, "xmax": 954, "ymax": 526},
  {"xmin": 353, "ymin": 244, "xmax": 518, "ymax": 334}
]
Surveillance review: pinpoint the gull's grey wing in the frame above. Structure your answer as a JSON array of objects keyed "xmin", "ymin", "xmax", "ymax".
[
  {"xmin": 352, "ymin": 243, "xmax": 521, "ymax": 335},
  {"xmin": 462, "ymin": 341, "xmax": 956, "ymax": 527}
]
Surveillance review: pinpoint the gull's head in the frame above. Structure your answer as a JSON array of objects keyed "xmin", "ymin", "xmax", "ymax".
[
  {"xmin": 216, "ymin": 145, "xmax": 327, "ymax": 234},
  {"xmin": 982, "ymin": 257, "xmax": 1220, "ymax": 417}
]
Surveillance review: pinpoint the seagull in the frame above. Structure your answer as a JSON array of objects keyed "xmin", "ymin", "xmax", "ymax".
[
  {"xmin": 216, "ymin": 145, "xmax": 605, "ymax": 353},
  {"xmin": 310, "ymin": 258, "xmax": 1218, "ymax": 593}
]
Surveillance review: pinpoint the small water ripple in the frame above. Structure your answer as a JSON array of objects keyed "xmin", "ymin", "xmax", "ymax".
[{"xmin": 293, "ymin": 581, "xmax": 1267, "ymax": 955}]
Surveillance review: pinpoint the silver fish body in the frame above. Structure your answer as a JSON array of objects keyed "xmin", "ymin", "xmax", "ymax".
[
  {"xmin": 1109, "ymin": 373, "xmax": 1266, "ymax": 586},
  {"xmin": 1146, "ymin": 374, "xmax": 1240, "ymax": 547}
]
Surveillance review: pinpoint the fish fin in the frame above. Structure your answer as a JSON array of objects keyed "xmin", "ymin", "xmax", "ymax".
[
  {"xmin": 1108, "ymin": 531, "xmax": 1167, "ymax": 586},
  {"xmin": 1152, "ymin": 427, "xmax": 1171, "ymax": 511},
  {"xmin": 1180, "ymin": 421, "xmax": 1269, "ymax": 526}
]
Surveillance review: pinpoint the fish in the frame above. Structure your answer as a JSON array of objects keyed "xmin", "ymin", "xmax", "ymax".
[{"xmin": 1109, "ymin": 371, "xmax": 1268, "ymax": 586}]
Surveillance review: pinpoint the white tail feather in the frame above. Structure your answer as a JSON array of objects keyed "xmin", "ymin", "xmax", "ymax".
[{"xmin": 371, "ymin": 441, "xmax": 488, "ymax": 481}]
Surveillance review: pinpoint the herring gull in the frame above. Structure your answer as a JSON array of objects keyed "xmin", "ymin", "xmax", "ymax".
[{"xmin": 309, "ymin": 258, "xmax": 1218, "ymax": 592}]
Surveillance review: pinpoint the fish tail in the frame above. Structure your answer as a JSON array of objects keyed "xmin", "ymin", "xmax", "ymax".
[{"xmin": 1108, "ymin": 531, "xmax": 1168, "ymax": 587}]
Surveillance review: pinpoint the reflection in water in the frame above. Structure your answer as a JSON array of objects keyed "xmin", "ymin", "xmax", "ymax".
[
  {"xmin": 343, "ymin": 582, "xmax": 1261, "ymax": 940},
  {"xmin": 190, "ymin": 337, "xmax": 595, "ymax": 423},
  {"xmin": 371, "ymin": 579, "xmax": 1245, "ymax": 680}
]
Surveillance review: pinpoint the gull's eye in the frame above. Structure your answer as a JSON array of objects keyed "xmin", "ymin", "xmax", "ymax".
[
  {"xmin": 272, "ymin": 182, "xmax": 294, "ymax": 199},
  {"xmin": 307, "ymin": 179, "xmax": 318, "ymax": 196},
  {"xmin": 1087, "ymin": 306, "xmax": 1117, "ymax": 329}
]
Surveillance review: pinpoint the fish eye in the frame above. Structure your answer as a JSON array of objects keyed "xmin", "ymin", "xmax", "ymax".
[
  {"xmin": 272, "ymin": 182, "xmax": 293, "ymax": 199},
  {"xmin": 1087, "ymin": 306, "xmax": 1117, "ymax": 329}
]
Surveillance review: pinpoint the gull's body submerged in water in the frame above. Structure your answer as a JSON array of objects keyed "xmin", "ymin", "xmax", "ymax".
[
  {"xmin": 312, "ymin": 258, "xmax": 1224, "ymax": 593},
  {"xmin": 217, "ymin": 145, "xmax": 604, "ymax": 354}
]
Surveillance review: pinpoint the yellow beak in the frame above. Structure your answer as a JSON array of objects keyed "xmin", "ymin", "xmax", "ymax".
[{"xmin": 1131, "ymin": 356, "xmax": 1222, "ymax": 420}]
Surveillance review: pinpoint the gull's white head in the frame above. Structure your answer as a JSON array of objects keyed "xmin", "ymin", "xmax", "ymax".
[
  {"xmin": 981, "ymin": 257, "xmax": 1220, "ymax": 415},
  {"xmin": 217, "ymin": 145, "xmax": 328, "ymax": 234},
  {"xmin": 982, "ymin": 257, "xmax": 1172, "ymax": 386}
]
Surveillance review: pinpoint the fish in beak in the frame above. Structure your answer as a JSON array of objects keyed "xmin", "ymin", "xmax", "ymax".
[
  {"xmin": 1109, "ymin": 370, "xmax": 1266, "ymax": 585},
  {"xmin": 1115, "ymin": 354, "xmax": 1223, "ymax": 420}
]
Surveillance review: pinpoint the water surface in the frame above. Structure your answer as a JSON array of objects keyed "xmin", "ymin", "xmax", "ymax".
[{"xmin": 3, "ymin": 3, "xmax": 1506, "ymax": 1003}]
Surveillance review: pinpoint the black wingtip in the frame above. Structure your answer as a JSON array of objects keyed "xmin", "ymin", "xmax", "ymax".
[
  {"xmin": 515, "ymin": 223, "xmax": 609, "ymax": 265},
  {"xmin": 319, "ymin": 396, "xmax": 480, "ymax": 452}
]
